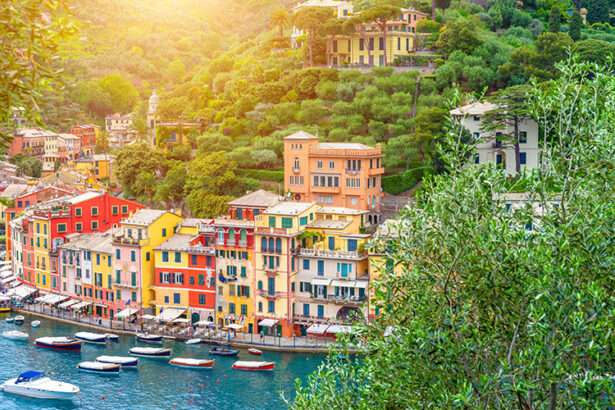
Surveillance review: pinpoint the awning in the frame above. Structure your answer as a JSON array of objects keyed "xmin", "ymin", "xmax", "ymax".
[
  {"xmin": 258, "ymin": 318, "xmax": 279, "ymax": 327},
  {"xmin": 35, "ymin": 293, "xmax": 50, "ymax": 303},
  {"xmin": 326, "ymin": 324, "xmax": 353, "ymax": 334},
  {"xmin": 10, "ymin": 285, "xmax": 37, "ymax": 299},
  {"xmin": 47, "ymin": 295, "xmax": 68, "ymax": 305},
  {"xmin": 311, "ymin": 278, "xmax": 331, "ymax": 286},
  {"xmin": 331, "ymin": 280, "xmax": 353, "ymax": 288},
  {"xmin": 0, "ymin": 270, "xmax": 14, "ymax": 279},
  {"xmin": 140, "ymin": 314, "xmax": 155, "ymax": 320},
  {"xmin": 226, "ymin": 323, "xmax": 244, "ymax": 330},
  {"xmin": 0, "ymin": 275, "xmax": 16, "ymax": 284},
  {"xmin": 173, "ymin": 318, "xmax": 190, "ymax": 324},
  {"xmin": 354, "ymin": 281, "xmax": 368, "ymax": 289},
  {"xmin": 58, "ymin": 299, "xmax": 78, "ymax": 309},
  {"xmin": 155, "ymin": 307, "xmax": 185, "ymax": 322},
  {"xmin": 0, "ymin": 295, "xmax": 11, "ymax": 302},
  {"xmin": 72, "ymin": 301, "xmax": 92, "ymax": 310},
  {"xmin": 116, "ymin": 307, "xmax": 138, "ymax": 319},
  {"xmin": 8, "ymin": 280, "xmax": 20, "ymax": 288},
  {"xmin": 195, "ymin": 320, "xmax": 214, "ymax": 326},
  {"xmin": 306, "ymin": 323, "xmax": 330, "ymax": 335}
]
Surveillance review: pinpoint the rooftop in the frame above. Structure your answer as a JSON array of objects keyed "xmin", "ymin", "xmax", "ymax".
[
  {"xmin": 318, "ymin": 206, "xmax": 368, "ymax": 215},
  {"xmin": 227, "ymin": 189, "xmax": 280, "ymax": 208},
  {"xmin": 67, "ymin": 191, "xmax": 101, "ymax": 204},
  {"xmin": 121, "ymin": 209, "xmax": 168, "ymax": 226},
  {"xmin": 313, "ymin": 142, "xmax": 375, "ymax": 150},
  {"xmin": 306, "ymin": 219, "xmax": 351, "ymax": 230},
  {"xmin": 450, "ymin": 101, "xmax": 499, "ymax": 116},
  {"xmin": 283, "ymin": 130, "xmax": 319, "ymax": 141},
  {"xmin": 179, "ymin": 218, "xmax": 205, "ymax": 228},
  {"xmin": 213, "ymin": 218, "xmax": 254, "ymax": 228},
  {"xmin": 263, "ymin": 201, "xmax": 315, "ymax": 216},
  {"xmin": 154, "ymin": 233, "xmax": 194, "ymax": 252},
  {"xmin": 0, "ymin": 184, "xmax": 29, "ymax": 199}
]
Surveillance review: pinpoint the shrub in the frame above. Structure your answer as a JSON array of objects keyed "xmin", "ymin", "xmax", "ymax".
[
  {"xmin": 381, "ymin": 168, "xmax": 423, "ymax": 195},
  {"xmin": 236, "ymin": 168, "xmax": 284, "ymax": 182}
]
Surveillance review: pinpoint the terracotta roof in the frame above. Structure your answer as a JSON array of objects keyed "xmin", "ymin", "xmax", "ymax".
[
  {"xmin": 121, "ymin": 209, "xmax": 169, "ymax": 226},
  {"xmin": 283, "ymin": 130, "xmax": 319, "ymax": 140},
  {"xmin": 263, "ymin": 201, "xmax": 316, "ymax": 215},
  {"xmin": 0, "ymin": 184, "xmax": 29, "ymax": 198},
  {"xmin": 154, "ymin": 233, "xmax": 194, "ymax": 252},
  {"xmin": 227, "ymin": 189, "xmax": 280, "ymax": 208}
]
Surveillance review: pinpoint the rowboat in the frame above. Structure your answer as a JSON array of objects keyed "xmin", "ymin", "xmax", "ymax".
[
  {"xmin": 135, "ymin": 333, "xmax": 162, "ymax": 343},
  {"xmin": 75, "ymin": 331, "xmax": 107, "ymax": 344},
  {"xmin": 31, "ymin": 321, "xmax": 41, "ymax": 328},
  {"xmin": 186, "ymin": 338, "xmax": 201, "ymax": 345},
  {"xmin": 5, "ymin": 317, "xmax": 14, "ymax": 323},
  {"xmin": 169, "ymin": 358, "xmax": 215, "ymax": 369},
  {"xmin": 77, "ymin": 361, "xmax": 120, "ymax": 374},
  {"xmin": 208, "ymin": 346, "xmax": 239, "ymax": 356},
  {"xmin": 248, "ymin": 348, "xmax": 262, "ymax": 355},
  {"xmin": 14, "ymin": 315, "xmax": 25, "ymax": 324},
  {"xmin": 129, "ymin": 347, "xmax": 171, "ymax": 358},
  {"xmin": 232, "ymin": 361, "xmax": 275, "ymax": 371},
  {"xmin": 95, "ymin": 355, "xmax": 139, "ymax": 368},
  {"xmin": 35, "ymin": 337, "xmax": 82, "ymax": 352},
  {"xmin": 3, "ymin": 330, "xmax": 28, "ymax": 341},
  {"xmin": 2, "ymin": 371, "xmax": 80, "ymax": 400},
  {"xmin": 105, "ymin": 333, "xmax": 119, "ymax": 341}
]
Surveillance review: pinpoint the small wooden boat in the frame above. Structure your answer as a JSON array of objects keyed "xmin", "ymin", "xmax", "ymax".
[
  {"xmin": 135, "ymin": 333, "xmax": 162, "ymax": 343},
  {"xmin": 186, "ymin": 338, "xmax": 201, "ymax": 345},
  {"xmin": 129, "ymin": 347, "xmax": 171, "ymax": 358},
  {"xmin": 2, "ymin": 371, "xmax": 80, "ymax": 399},
  {"xmin": 5, "ymin": 317, "xmax": 14, "ymax": 323},
  {"xmin": 232, "ymin": 361, "xmax": 275, "ymax": 371},
  {"xmin": 35, "ymin": 337, "xmax": 82, "ymax": 352},
  {"xmin": 77, "ymin": 361, "xmax": 120, "ymax": 374},
  {"xmin": 96, "ymin": 355, "xmax": 139, "ymax": 368},
  {"xmin": 169, "ymin": 358, "xmax": 215, "ymax": 369},
  {"xmin": 248, "ymin": 348, "xmax": 262, "ymax": 356},
  {"xmin": 208, "ymin": 346, "xmax": 239, "ymax": 356},
  {"xmin": 75, "ymin": 331, "xmax": 107, "ymax": 344},
  {"xmin": 105, "ymin": 333, "xmax": 119, "ymax": 341},
  {"xmin": 31, "ymin": 320, "xmax": 41, "ymax": 328},
  {"xmin": 3, "ymin": 330, "xmax": 28, "ymax": 341},
  {"xmin": 14, "ymin": 315, "xmax": 25, "ymax": 324}
]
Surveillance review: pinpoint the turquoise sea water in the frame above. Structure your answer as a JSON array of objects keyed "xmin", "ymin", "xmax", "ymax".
[{"xmin": 0, "ymin": 312, "xmax": 325, "ymax": 409}]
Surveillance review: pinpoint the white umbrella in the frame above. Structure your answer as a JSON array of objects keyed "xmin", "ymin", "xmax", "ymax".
[
  {"xmin": 226, "ymin": 323, "xmax": 244, "ymax": 330},
  {"xmin": 194, "ymin": 320, "xmax": 213, "ymax": 326},
  {"xmin": 140, "ymin": 314, "xmax": 155, "ymax": 320},
  {"xmin": 173, "ymin": 318, "xmax": 190, "ymax": 324}
]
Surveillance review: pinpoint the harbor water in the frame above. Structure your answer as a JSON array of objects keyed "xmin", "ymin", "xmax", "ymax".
[{"xmin": 0, "ymin": 312, "xmax": 326, "ymax": 409}]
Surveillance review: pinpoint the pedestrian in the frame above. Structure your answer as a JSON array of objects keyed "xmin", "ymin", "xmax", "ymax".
[{"xmin": 260, "ymin": 330, "xmax": 264, "ymax": 341}]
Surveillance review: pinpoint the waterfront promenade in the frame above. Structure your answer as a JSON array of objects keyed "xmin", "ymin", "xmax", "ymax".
[{"xmin": 16, "ymin": 303, "xmax": 343, "ymax": 353}]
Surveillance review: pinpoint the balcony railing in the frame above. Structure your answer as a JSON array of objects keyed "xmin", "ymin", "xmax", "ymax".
[
  {"xmin": 256, "ymin": 289, "xmax": 284, "ymax": 299},
  {"xmin": 256, "ymin": 226, "xmax": 291, "ymax": 235},
  {"xmin": 227, "ymin": 239, "xmax": 236, "ymax": 247},
  {"xmin": 113, "ymin": 281, "xmax": 138, "ymax": 289},
  {"xmin": 329, "ymin": 294, "xmax": 365, "ymax": 305},
  {"xmin": 298, "ymin": 248, "xmax": 366, "ymax": 259},
  {"xmin": 345, "ymin": 168, "xmax": 361, "ymax": 175},
  {"xmin": 112, "ymin": 236, "xmax": 149, "ymax": 246},
  {"xmin": 238, "ymin": 240, "xmax": 247, "ymax": 248},
  {"xmin": 262, "ymin": 265, "xmax": 278, "ymax": 275},
  {"xmin": 189, "ymin": 244, "xmax": 215, "ymax": 255},
  {"xmin": 293, "ymin": 167, "xmax": 300, "ymax": 173}
]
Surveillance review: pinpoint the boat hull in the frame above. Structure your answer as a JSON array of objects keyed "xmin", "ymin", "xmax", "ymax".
[
  {"xmin": 31, "ymin": 321, "xmax": 41, "ymax": 328},
  {"xmin": 248, "ymin": 348, "xmax": 262, "ymax": 356},
  {"xmin": 96, "ymin": 356, "xmax": 139, "ymax": 368},
  {"xmin": 232, "ymin": 361, "xmax": 275, "ymax": 371},
  {"xmin": 77, "ymin": 363, "xmax": 120, "ymax": 374},
  {"xmin": 2, "ymin": 378, "xmax": 80, "ymax": 400},
  {"xmin": 129, "ymin": 348, "xmax": 171, "ymax": 358},
  {"xmin": 136, "ymin": 334, "xmax": 162, "ymax": 343},
  {"xmin": 75, "ymin": 336, "xmax": 106, "ymax": 344},
  {"xmin": 208, "ymin": 349, "xmax": 239, "ymax": 356},
  {"xmin": 3, "ymin": 331, "xmax": 28, "ymax": 341},
  {"xmin": 35, "ymin": 340, "xmax": 82, "ymax": 351},
  {"xmin": 169, "ymin": 359, "xmax": 214, "ymax": 369},
  {"xmin": 2, "ymin": 386, "xmax": 79, "ymax": 399}
]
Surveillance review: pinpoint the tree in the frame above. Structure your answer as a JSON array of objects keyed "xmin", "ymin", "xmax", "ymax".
[
  {"xmin": 583, "ymin": 0, "xmax": 609, "ymax": 24},
  {"xmin": 114, "ymin": 142, "xmax": 164, "ymax": 196},
  {"xmin": 568, "ymin": 11, "xmax": 582, "ymax": 41},
  {"xmin": 291, "ymin": 60, "xmax": 615, "ymax": 409},
  {"xmin": 135, "ymin": 171, "xmax": 157, "ymax": 205},
  {"xmin": 319, "ymin": 18, "xmax": 345, "ymax": 66},
  {"xmin": 574, "ymin": 39, "xmax": 615, "ymax": 65},
  {"xmin": 343, "ymin": 17, "xmax": 372, "ymax": 66},
  {"xmin": 436, "ymin": 20, "xmax": 483, "ymax": 56},
  {"xmin": 293, "ymin": 7, "xmax": 335, "ymax": 67},
  {"xmin": 548, "ymin": 5, "xmax": 560, "ymax": 32},
  {"xmin": 435, "ymin": 0, "xmax": 451, "ymax": 22},
  {"xmin": 187, "ymin": 151, "xmax": 240, "ymax": 195},
  {"xmin": 9, "ymin": 153, "xmax": 42, "ymax": 178},
  {"xmin": 362, "ymin": 5, "xmax": 402, "ymax": 67},
  {"xmin": 0, "ymin": 0, "xmax": 76, "ymax": 146},
  {"xmin": 270, "ymin": 8, "xmax": 289, "ymax": 37},
  {"xmin": 98, "ymin": 74, "xmax": 139, "ymax": 113},
  {"xmin": 186, "ymin": 190, "xmax": 231, "ymax": 219},
  {"xmin": 155, "ymin": 164, "xmax": 187, "ymax": 208},
  {"xmin": 131, "ymin": 117, "xmax": 149, "ymax": 141}
]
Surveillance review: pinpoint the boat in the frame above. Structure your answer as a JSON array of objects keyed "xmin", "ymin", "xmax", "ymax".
[
  {"xmin": 129, "ymin": 347, "xmax": 171, "ymax": 358},
  {"xmin": 77, "ymin": 361, "xmax": 120, "ymax": 374},
  {"xmin": 75, "ymin": 331, "xmax": 107, "ymax": 344},
  {"xmin": 248, "ymin": 348, "xmax": 263, "ymax": 356},
  {"xmin": 208, "ymin": 346, "xmax": 239, "ymax": 356},
  {"xmin": 95, "ymin": 355, "xmax": 139, "ymax": 368},
  {"xmin": 169, "ymin": 358, "xmax": 215, "ymax": 369},
  {"xmin": 105, "ymin": 333, "xmax": 119, "ymax": 341},
  {"xmin": 186, "ymin": 338, "xmax": 201, "ymax": 345},
  {"xmin": 5, "ymin": 317, "xmax": 14, "ymax": 323},
  {"xmin": 35, "ymin": 337, "xmax": 82, "ymax": 351},
  {"xmin": 31, "ymin": 320, "xmax": 41, "ymax": 328},
  {"xmin": 14, "ymin": 315, "xmax": 25, "ymax": 324},
  {"xmin": 2, "ymin": 371, "xmax": 80, "ymax": 399},
  {"xmin": 232, "ymin": 361, "xmax": 275, "ymax": 371},
  {"xmin": 135, "ymin": 333, "xmax": 162, "ymax": 343},
  {"xmin": 3, "ymin": 330, "xmax": 28, "ymax": 341}
]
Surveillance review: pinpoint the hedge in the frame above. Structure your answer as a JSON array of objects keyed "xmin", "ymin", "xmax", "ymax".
[
  {"xmin": 236, "ymin": 168, "xmax": 284, "ymax": 183},
  {"xmin": 381, "ymin": 168, "xmax": 423, "ymax": 195}
]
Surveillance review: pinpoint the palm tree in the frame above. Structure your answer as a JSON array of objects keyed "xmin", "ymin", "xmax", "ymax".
[
  {"xmin": 136, "ymin": 171, "xmax": 157, "ymax": 205},
  {"xmin": 132, "ymin": 117, "xmax": 148, "ymax": 141},
  {"xmin": 270, "ymin": 8, "xmax": 289, "ymax": 37}
]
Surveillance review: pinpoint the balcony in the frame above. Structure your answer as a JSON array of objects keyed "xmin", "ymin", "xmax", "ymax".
[
  {"xmin": 256, "ymin": 289, "xmax": 284, "ymax": 299},
  {"xmin": 189, "ymin": 244, "xmax": 215, "ymax": 255},
  {"xmin": 368, "ymin": 166, "xmax": 384, "ymax": 176},
  {"xmin": 262, "ymin": 265, "xmax": 279, "ymax": 275},
  {"xmin": 112, "ymin": 236, "xmax": 149, "ymax": 246},
  {"xmin": 227, "ymin": 239, "xmax": 236, "ymax": 247},
  {"xmin": 256, "ymin": 226, "xmax": 291, "ymax": 235},
  {"xmin": 329, "ymin": 294, "xmax": 365, "ymax": 305},
  {"xmin": 298, "ymin": 248, "xmax": 366, "ymax": 260},
  {"xmin": 345, "ymin": 168, "xmax": 361, "ymax": 175},
  {"xmin": 311, "ymin": 185, "xmax": 340, "ymax": 194},
  {"xmin": 238, "ymin": 240, "xmax": 247, "ymax": 248},
  {"xmin": 113, "ymin": 281, "xmax": 138, "ymax": 289}
]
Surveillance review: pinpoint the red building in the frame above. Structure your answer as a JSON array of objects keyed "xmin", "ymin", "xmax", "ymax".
[
  {"xmin": 69, "ymin": 124, "xmax": 101, "ymax": 156},
  {"xmin": 226, "ymin": 189, "xmax": 280, "ymax": 221}
]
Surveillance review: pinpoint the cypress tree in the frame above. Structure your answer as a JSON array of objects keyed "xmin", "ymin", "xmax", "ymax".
[
  {"xmin": 548, "ymin": 5, "xmax": 560, "ymax": 33},
  {"xmin": 569, "ymin": 11, "xmax": 582, "ymax": 41},
  {"xmin": 583, "ymin": 0, "xmax": 609, "ymax": 24}
]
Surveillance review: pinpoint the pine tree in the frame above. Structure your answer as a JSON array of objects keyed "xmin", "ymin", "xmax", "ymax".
[
  {"xmin": 583, "ymin": 0, "xmax": 609, "ymax": 24},
  {"xmin": 548, "ymin": 5, "xmax": 560, "ymax": 33},
  {"xmin": 569, "ymin": 11, "xmax": 582, "ymax": 41}
]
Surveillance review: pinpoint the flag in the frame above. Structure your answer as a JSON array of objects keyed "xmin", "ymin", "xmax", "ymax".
[{"xmin": 125, "ymin": 299, "xmax": 130, "ymax": 306}]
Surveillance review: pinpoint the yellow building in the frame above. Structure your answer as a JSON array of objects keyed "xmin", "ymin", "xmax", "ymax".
[
  {"xmin": 254, "ymin": 201, "xmax": 321, "ymax": 337},
  {"xmin": 152, "ymin": 234, "xmax": 192, "ymax": 316},
  {"xmin": 68, "ymin": 154, "xmax": 113, "ymax": 180},
  {"xmin": 32, "ymin": 216, "xmax": 51, "ymax": 290}
]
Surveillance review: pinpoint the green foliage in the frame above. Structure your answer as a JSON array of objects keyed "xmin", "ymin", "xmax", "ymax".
[
  {"xmin": 98, "ymin": 74, "xmax": 139, "ymax": 113},
  {"xmin": 235, "ymin": 168, "xmax": 284, "ymax": 182},
  {"xmin": 583, "ymin": 0, "xmax": 609, "ymax": 24},
  {"xmin": 381, "ymin": 168, "xmax": 423, "ymax": 194},
  {"xmin": 569, "ymin": 11, "xmax": 583, "ymax": 41},
  {"xmin": 186, "ymin": 190, "xmax": 231, "ymax": 219},
  {"xmin": 548, "ymin": 5, "xmax": 561, "ymax": 33},
  {"xmin": 9, "ymin": 154, "xmax": 42, "ymax": 178},
  {"xmin": 293, "ymin": 6, "xmax": 335, "ymax": 66},
  {"xmin": 114, "ymin": 142, "xmax": 164, "ymax": 197},
  {"xmin": 155, "ymin": 164, "xmax": 187, "ymax": 207},
  {"xmin": 250, "ymin": 149, "xmax": 278, "ymax": 168},
  {"xmin": 436, "ymin": 19, "xmax": 484, "ymax": 56},
  {"xmin": 574, "ymin": 39, "xmax": 615, "ymax": 65}
]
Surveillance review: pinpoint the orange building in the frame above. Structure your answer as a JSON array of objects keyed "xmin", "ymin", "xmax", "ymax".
[
  {"xmin": 284, "ymin": 131, "xmax": 384, "ymax": 217},
  {"xmin": 69, "ymin": 124, "xmax": 101, "ymax": 156}
]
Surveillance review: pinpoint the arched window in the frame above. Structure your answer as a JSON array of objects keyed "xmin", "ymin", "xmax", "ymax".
[
  {"xmin": 275, "ymin": 238, "xmax": 282, "ymax": 253},
  {"xmin": 240, "ymin": 229, "xmax": 247, "ymax": 246},
  {"xmin": 268, "ymin": 237, "xmax": 274, "ymax": 252},
  {"xmin": 217, "ymin": 228, "xmax": 224, "ymax": 245},
  {"xmin": 258, "ymin": 280, "xmax": 263, "ymax": 290},
  {"xmin": 261, "ymin": 237, "xmax": 267, "ymax": 252},
  {"xmin": 228, "ymin": 229, "xmax": 235, "ymax": 244}
]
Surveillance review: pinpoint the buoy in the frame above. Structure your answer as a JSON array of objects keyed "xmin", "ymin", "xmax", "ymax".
[
  {"xmin": 162, "ymin": 373, "xmax": 165, "ymax": 377},
  {"xmin": 18, "ymin": 351, "xmax": 21, "ymax": 354},
  {"xmin": 223, "ymin": 374, "xmax": 226, "ymax": 379},
  {"xmin": 102, "ymin": 396, "xmax": 105, "ymax": 400},
  {"xmin": 118, "ymin": 388, "xmax": 122, "ymax": 392},
  {"xmin": 188, "ymin": 390, "xmax": 191, "ymax": 393},
  {"xmin": 217, "ymin": 379, "xmax": 219, "ymax": 384},
  {"xmin": 173, "ymin": 405, "xmax": 176, "ymax": 408},
  {"xmin": 82, "ymin": 378, "xmax": 85, "ymax": 381},
  {"xmin": 190, "ymin": 399, "xmax": 194, "ymax": 403},
  {"xmin": 201, "ymin": 384, "xmax": 204, "ymax": 389}
]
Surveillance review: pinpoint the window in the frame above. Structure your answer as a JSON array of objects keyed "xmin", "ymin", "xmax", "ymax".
[
  {"xmin": 328, "ymin": 161, "xmax": 335, "ymax": 169},
  {"xmin": 131, "ymin": 272, "xmax": 136, "ymax": 286},
  {"xmin": 173, "ymin": 293, "xmax": 180, "ymax": 304},
  {"xmin": 164, "ymin": 295, "xmax": 170, "ymax": 304},
  {"xmin": 473, "ymin": 115, "xmax": 480, "ymax": 121},
  {"xmin": 268, "ymin": 217, "xmax": 276, "ymax": 228},
  {"xmin": 317, "ymin": 161, "xmax": 323, "ymax": 169},
  {"xmin": 258, "ymin": 302, "xmax": 263, "ymax": 312},
  {"xmin": 229, "ymin": 303, "xmax": 236, "ymax": 314},
  {"xmin": 91, "ymin": 221, "xmax": 98, "ymax": 230},
  {"xmin": 174, "ymin": 252, "xmax": 181, "ymax": 263},
  {"xmin": 116, "ymin": 290, "xmax": 121, "ymax": 301},
  {"xmin": 121, "ymin": 205, "xmax": 128, "ymax": 214},
  {"xmin": 44, "ymin": 224, "xmax": 47, "ymax": 234},
  {"xmin": 162, "ymin": 251, "xmax": 169, "ymax": 262},
  {"xmin": 359, "ymin": 38, "xmax": 364, "ymax": 51},
  {"xmin": 240, "ymin": 266, "xmax": 246, "ymax": 277},
  {"xmin": 475, "ymin": 154, "xmax": 480, "ymax": 164},
  {"xmin": 258, "ymin": 280, "xmax": 263, "ymax": 290},
  {"xmin": 397, "ymin": 37, "xmax": 400, "ymax": 50},
  {"xmin": 191, "ymin": 255, "xmax": 197, "ymax": 265},
  {"xmin": 299, "ymin": 216, "xmax": 307, "ymax": 226},
  {"xmin": 116, "ymin": 270, "xmax": 121, "ymax": 284},
  {"xmin": 198, "ymin": 274, "xmax": 205, "ymax": 285},
  {"xmin": 145, "ymin": 252, "xmax": 150, "ymax": 262},
  {"xmin": 206, "ymin": 256, "xmax": 212, "ymax": 266},
  {"xmin": 519, "ymin": 131, "xmax": 527, "ymax": 143},
  {"xmin": 378, "ymin": 37, "xmax": 383, "ymax": 50},
  {"xmin": 199, "ymin": 294, "xmax": 206, "ymax": 305},
  {"xmin": 116, "ymin": 249, "xmax": 121, "ymax": 259},
  {"xmin": 268, "ymin": 301, "xmax": 275, "ymax": 313},
  {"xmin": 241, "ymin": 304, "xmax": 247, "ymax": 315},
  {"xmin": 96, "ymin": 254, "xmax": 100, "ymax": 265},
  {"xmin": 294, "ymin": 157, "xmax": 299, "ymax": 171},
  {"xmin": 281, "ymin": 217, "xmax": 292, "ymax": 229},
  {"xmin": 317, "ymin": 305, "xmax": 324, "ymax": 318},
  {"xmin": 303, "ymin": 304, "xmax": 310, "ymax": 316},
  {"xmin": 519, "ymin": 152, "xmax": 527, "ymax": 165},
  {"xmin": 303, "ymin": 259, "xmax": 310, "ymax": 270},
  {"xmin": 131, "ymin": 292, "xmax": 137, "ymax": 302},
  {"xmin": 162, "ymin": 228, "xmax": 167, "ymax": 237},
  {"xmin": 131, "ymin": 250, "xmax": 136, "ymax": 262},
  {"xmin": 369, "ymin": 38, "xmax": 374, "ymax": 50},
  {"xmin": 75, "ymin": 208, "xmax": 82, "ymax": 217},
  {"xmin": 75, "ymin": 222, "xmax": 82, "ymax": 231},
  {"xmin": 112, "ymin": 206, "xmax": 119, "ymax": 215},
  {"xmin": 57, "ymin": 223, "xmax": 67, "ymax": 233},
  {"xmin": 91, "ymin": 206, "xmax": 98, "ymax": 216}
]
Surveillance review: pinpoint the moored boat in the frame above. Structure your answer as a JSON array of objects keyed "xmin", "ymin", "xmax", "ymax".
[
  {"xmin": 186, "ymin": 338, "xmax": 201, "ymax": 345},
  {"xmin": 35, "ymin": 337, "xmax": 82, "ymax": 351},
  {"xmin": 3, "ymin": 330, "xmax": 28, "ymax": 341},
  {"xmin": 129, "ymin": 347, "xmax": 171, "ymax": 358},
  {"xmin": 105, "ymin": 333, "xmax": 119, "ymax": 341},
  {"xmin": 2, "ymin": 371, "xmax": 80, "ymax": 399},
  {"xmin": 77, "ymin": 361, "xmax": 120, "ymax": 374},
  {"xmin": 248, "ymin": 348, "xmax": 262, "ymax": 356},
  {"xmin": 95, "ymin": 355, "xmax": 139, "ymax": 368},
  {"xmin": 169, "ymin": 358, "xmax": 215, "ymax": 369},
  {"xmin": 14, "ymin": 315, "xmax": 25, "ymax": 324},
  {"xmin": 31, "ymin": 320, "xmax": 41, "ymax": 328},
  {"xmin": 5, "ymin": 317, "xmax": 14, "ymax": 323},
  {"xmin": 135, "ymin": 333, "xmax": 162, "ymax": 343},
  {"xmin": 75, "ymin": 331, "xmax": 107, "ymax": 344},
  {"xmin": 208, "ymin": 346, "xmax": 239, "ymax": 356},
  {"xmin": 232, "ymin": 361, "xmax": 275, "ymax": 371}
]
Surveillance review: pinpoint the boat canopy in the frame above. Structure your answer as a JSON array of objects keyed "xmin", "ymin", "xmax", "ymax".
[
  {"xmin": 16, "ymin": 371, "xmax": 44, "ymax": 384},
  {"xmin": 155, "ymin": 308, "xmax": 185, "ymax": 322},
  {"xmin": 116, "ymin": 307, "xmax": 139, "ymax": 319},
  {"xmin": 46, "ymin": 294, "xmax": 68, "ymax": 305},
  {"xmin": 0, "ymin": 271, "xmax": 14, "ymax": 279},
  {"xmin": 258, "ymin": 319, "xmax": 279, "ymax": 327},
  {"xmin": 326, "ymin": 325, "xmax": 353, "ymax": 334}
]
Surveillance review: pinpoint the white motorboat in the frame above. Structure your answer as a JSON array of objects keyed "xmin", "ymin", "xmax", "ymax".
[
  {"xmin": 105, "ymin": 333, "xmax": 119, "ymax": 341},
  {"xmin": 75, "ymin": 331, "xmax": 107, "ymax": 344},
  {"xmin": 31, "ymin": 320, "xmax": 41, "ymax": 328},
  {"xmin": 5, "ymin": 317, "xmax": 14, "ymax": 323},
  {"xmin": 169, "ymin": 358, "xmax": 214, "ymax": 369},
  {"xmin": 35, "ymin": 336, "xmax": 82, "ymax": 351},
  {"xmin": 186, "ymin": 338, "xmax": 201, "ymax": 345},
  {"xmin": 3, "ymin": 330, "xmax": 28, "ymax": 341},
  {"xmin": 77, "ymin": 361, "xmax": 120, "ymax": 374},
  {"xmin": 95, "ymin": 355, "xmax": 139, "ymax": 368},
  {"xmin": 129, "ymin": 347, "xmax": 171, "ymax": 358},
  {"xmin": 232, "ymin": 361, "xmax": 275, "ymax": 371},
  {"xmin": 135, "ymin": 333, "xmax": 162, "ymax": 343},
  {"xmin": 14, "ymin": 315, "xmax": 25, "ymax": 324},
  {"xmin": 2, "ymin": 371, "xmax": 80, "ymax": 399}
]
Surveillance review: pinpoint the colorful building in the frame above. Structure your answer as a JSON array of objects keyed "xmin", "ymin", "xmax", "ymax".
[
  {"xmin": 69, "ymin": 124, "xmax": 101, "ymax": 156},
  {"xmin": 226, "ymin": 189, "xmax": 280, "ymax": 221},
  {"xmin": 367, "ymin": 218, "xmax": 401, "ymax": 320},
  {"xmin": 284, "ymin": 130, "xmax": 384, "ymax": 222}
]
